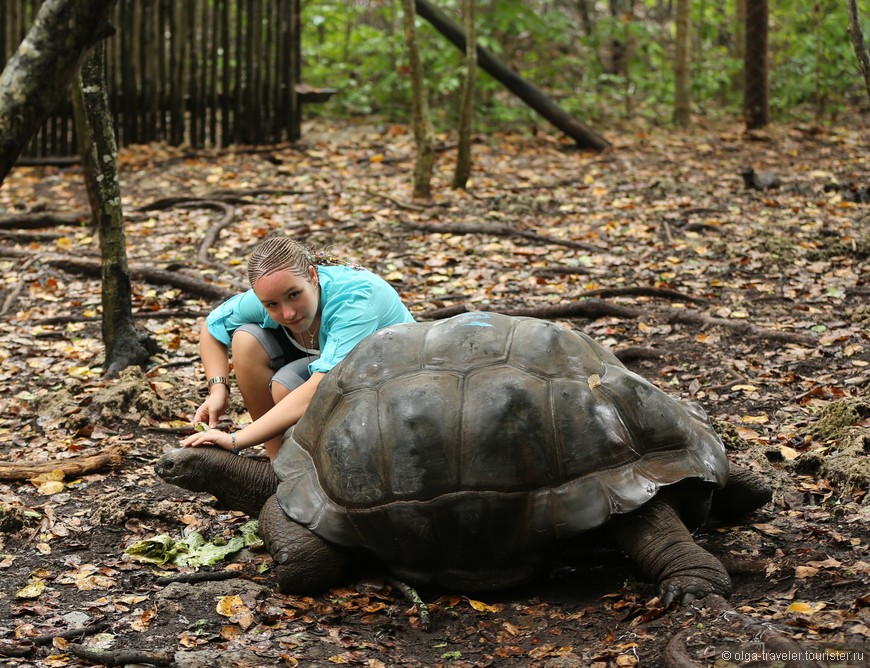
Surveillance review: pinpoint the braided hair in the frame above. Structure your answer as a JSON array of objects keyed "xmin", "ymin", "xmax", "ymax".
[
  {"xmin": 246, "ymin": 237, "xmax": 312, "ymax": 286},
  {"xmin": 246, "ymin": 237, "xmax": 364, "ymax": 287}
]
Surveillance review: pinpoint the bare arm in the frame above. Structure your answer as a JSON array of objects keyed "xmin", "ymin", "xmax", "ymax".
[
  {"xmin": 182, "ymin": 372, "xmax": 325, "ymax": 451},
  {"xmin": 193, "ymin": 322, "xmax": 232, "ymax": 427}
]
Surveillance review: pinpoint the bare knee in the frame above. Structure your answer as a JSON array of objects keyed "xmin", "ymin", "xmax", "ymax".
[{"xmin": 231, "ymin": 330, "xmax": 271, "ymax": 363}]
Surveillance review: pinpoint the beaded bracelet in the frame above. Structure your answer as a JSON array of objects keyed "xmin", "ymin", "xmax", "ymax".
[{"xmin": 230, "ymin": 432, "xmax": 239, "ymax": 455}]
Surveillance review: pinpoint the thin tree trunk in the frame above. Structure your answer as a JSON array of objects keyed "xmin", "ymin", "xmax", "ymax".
[
  {"xmin": 452, "ymin": 0, "xmax": 476, "ymax": 190},
  {"xmin": 733, "ymin": 0, "xmax": 746, "ymax": 95},
  {"xmin": 674, "ymin": 0, "xmax": 691, "ymax": 126},
  {"xmin": 0, "ymin": 0, "xmax": 118, "ymax": 183},
  {"xmin": 402, "ymin": 0, "xmax": 435, "ymax": 200},
  {"xmin": 71, "ymin": 42, "xmax": 159, "ymax": 377},
  {"xmin": 414, "ymin": 0, "xmax": 609, "ymax": 151},
  {"xmin": 744, "ymin": 0, "xmax": 769, "ymax": 129},
  {"xmin": 847, "ymin": 0, "xmax": 870, "ymax": 104}
]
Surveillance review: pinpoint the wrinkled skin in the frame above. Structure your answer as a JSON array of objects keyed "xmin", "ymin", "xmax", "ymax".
[
  {"xmin": 155, "ymin": 447, "xmax": 278, "ymax": 518},
  {"xmin": 156, "ymin": 446, "xmax": 770, "ymax": 605},
  {"xmin": 258, "ymin": 495, "xmax": 350, "ymax": 595},
  {"xmin": 607, "ymin": 491, "xmax": 732, "ymax": 606}
]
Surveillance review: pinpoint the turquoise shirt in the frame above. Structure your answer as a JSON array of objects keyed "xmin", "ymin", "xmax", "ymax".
[{"xmin": 205, "ymin": 264, "xmax": 414, "ymax": 374}]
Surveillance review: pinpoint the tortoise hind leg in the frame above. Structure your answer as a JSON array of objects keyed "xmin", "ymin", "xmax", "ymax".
[
  {"xmin": 606, "ymin": 495, "xmax": 731, "ymax": 607},
  {"xmin": 712, "ymin": 466, "xmax": 772, "ymax": 521},
  {"xmin": 259, "ymin": 495, "xmax": 350, "ymax": 595}
]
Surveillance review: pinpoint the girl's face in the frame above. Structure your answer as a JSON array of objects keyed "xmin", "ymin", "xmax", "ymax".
[{"xmin": 254, "ymin": 266, "xmax": 319, "ymax": 332}]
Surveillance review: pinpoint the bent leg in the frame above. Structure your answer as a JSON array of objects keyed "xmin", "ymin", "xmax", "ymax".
[
  {"xmin": 232, "ymin": 330, "xmax": 284, "ymax": 460},
  {"xmin": 606, "ymin": 495, "xmax": 731, "ymax": 606},
  {"xmin": 259, "ymin": 495, "xmax": 349, "ymax": 594}
]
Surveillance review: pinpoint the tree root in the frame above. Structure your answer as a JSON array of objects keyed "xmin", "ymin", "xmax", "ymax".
[
  {"xmin": 155, "ymin": 570, "xmax": 241, "ymax": 586},
  {"xmin": 581, "ymin": 286, "xmax": 708, "ymax": 305},
  {"xmin": 0, "ymin": 212, "xmax": 87, "ymax": 229},
  {"xmin": 613, "ymin": 346, "xmax": 663, "ymax": 363},
  {"xmin": 0, "ymin": 642, "xmax": 36, "ymax": 658},
  {"xmin": 418, "ymin": 299, "xmax": 817, "ymax": 346},
  {"xmin": 663, "ymin": 595, "xmax": 825, "ymax": 668},
  {"xmin": 32, "ymin": 620, "xmax": 110, "ymax": 646},
  {"xmin": 386, "ymin": 577, "xmax": 431, "ymax": 631},
  {"xmin": 401, "ymin": 218, "xmax": 606, "ymax": 253},
  {"xmin": 0, "ymin": 445, "xmax": 125, "ymax": 482},
  {"xmin": 68, "ymin": 644, "xmax": 174, "ymax": 667},
  {"xmin": 0, "ymin": 248, "xmax": 236, "ymax": 300}
]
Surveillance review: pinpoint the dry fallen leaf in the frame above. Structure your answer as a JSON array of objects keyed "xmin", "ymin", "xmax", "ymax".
[{"xmin": 787, "ymin": 601, "xmax": 827, "ymax": 614}]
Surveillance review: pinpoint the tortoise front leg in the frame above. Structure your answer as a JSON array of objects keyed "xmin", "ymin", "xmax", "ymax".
[
  {"xmin": 606, "ymin": 495, "xmax": 731, "ymax": 606},
  {"xmin": 259, "ymin": 495, "xmax": 350, "ymax": 595}
]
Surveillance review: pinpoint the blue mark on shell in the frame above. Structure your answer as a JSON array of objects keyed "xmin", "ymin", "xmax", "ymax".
[{"xmin": 456, "ymin": 312, "xmax": 494, "ymax": 327}]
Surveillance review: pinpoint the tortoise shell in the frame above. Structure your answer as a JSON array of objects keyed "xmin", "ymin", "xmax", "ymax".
[{"xmin": 272, "ymin": 312, "xmax": 728, "ymax": 577}]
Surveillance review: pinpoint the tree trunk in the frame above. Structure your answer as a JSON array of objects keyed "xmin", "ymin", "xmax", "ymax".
[
  {"xmin": 847, "ymin": 0, "xmax": 870, "ymax": 104},
  {"xmin": 452, "ymin": 0, "xmax": 476, "ymax": 190},
  {"xmin": 70, "ymin": 42, "xmax": 159, "ymax": 377},
  {"xmin": 744, "ymin": 0, "xmax": 769, "ymax": 129},
  {"xmin": 0, "ymin": 0, "xmax": 117, "ymax": 183},
  {"xmin": 673, "ymin": 0, "xmax": 692, "ymax": 127},
  {"xmin": 414, "ymin": 0, "xmax": 609, "ymax": 151},
  {"xmin": 402, "ymin": 0, "xmax": 435, "ymax": 200},
  {"xmin": 732, "ymin": 0, "xmax": 746, "ymax": 95}
]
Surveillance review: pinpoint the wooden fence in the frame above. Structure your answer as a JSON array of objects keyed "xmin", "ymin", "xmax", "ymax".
[{"xmin": 1, "ymin": 0, "xmax": 302, "ymax": 157}]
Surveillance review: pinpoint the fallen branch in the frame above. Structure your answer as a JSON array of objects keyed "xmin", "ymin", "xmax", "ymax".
[
  {"xmin": 0, "ymin": 445, "xmax": 126, "ymax": 482},
  {"xmin": 417, "ymin": 299, "xmax": 818, "ymax": 346},
  {"xmin": 0, "ymin": 212, "xmax": 87, "ymax": 230},
  {"xmin": 68, "ymin": 644, "xmax": 174, "ymax": 667},
  {"xmin": 32, "ymin": 620, "xmax": 110, "ymax": 646},
  {"xmin": 0, "ymin": 642, "xmax": 36, "ymax": 658},
  {"xmin": 401, "ymin": 219, "xmax": 606, "ymax": 253},
  {"xmin": 1, "ymin": 282, "xmax": 25, "ymax": 317}
]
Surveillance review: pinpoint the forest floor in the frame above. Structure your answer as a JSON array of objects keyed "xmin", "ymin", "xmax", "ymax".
[{"xmin": 0, "ymin": 117, "xmax": 868, "ymax": 667}]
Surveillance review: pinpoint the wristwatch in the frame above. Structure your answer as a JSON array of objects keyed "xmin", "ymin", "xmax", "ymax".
[{"xmin": 207, "ymin": 376, "xmax": 228, "ymax": 389}]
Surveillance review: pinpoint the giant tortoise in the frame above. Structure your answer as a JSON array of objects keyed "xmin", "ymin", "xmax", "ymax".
[{"xmin": 157, "ymin": 312, "xmax": 770, "ymax": 605}]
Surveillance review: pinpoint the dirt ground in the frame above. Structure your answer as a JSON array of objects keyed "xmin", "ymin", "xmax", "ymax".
[{"xmin": 0, "ymin": 118, "xmax": 868, "ymax": 667}]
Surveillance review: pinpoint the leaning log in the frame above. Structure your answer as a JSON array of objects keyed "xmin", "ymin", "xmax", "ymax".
[{"xmin": 414, "ymin": 0, "xmax": 610, "ymax": 151}]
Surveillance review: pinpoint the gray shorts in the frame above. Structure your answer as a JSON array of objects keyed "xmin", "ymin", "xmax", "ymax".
[{"xmin": 233, "ymin": 323, "xmax": 321, "ymax": 392}]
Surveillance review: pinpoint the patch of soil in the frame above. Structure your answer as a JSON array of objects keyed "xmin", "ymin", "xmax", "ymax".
[{"xmin": 1, "ymin": 119, "xmax": 869, "ymax": 666}]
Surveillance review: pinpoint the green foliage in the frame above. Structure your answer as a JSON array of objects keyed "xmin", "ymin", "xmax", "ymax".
[
  {"xmin": 300, "ymin": 0, "xmax": 866, "ymax": 128},
  {"xmin": 769, "ymin": 0, "xmax": 861, "ymax": 118}
]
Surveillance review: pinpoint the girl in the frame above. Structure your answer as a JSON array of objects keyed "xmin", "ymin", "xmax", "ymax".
[{"xmin": 181, "ymin": 236, "xmax": 414, "ymax": 460}]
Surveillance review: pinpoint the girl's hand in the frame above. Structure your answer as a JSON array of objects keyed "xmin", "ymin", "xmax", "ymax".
[
  {"xmin": 193, "ymin": 391, "xmax": 228, "ymax": 428},
  {"xmin": 181, "ymin": 428, "xmax": 234, "ymax": 451}
]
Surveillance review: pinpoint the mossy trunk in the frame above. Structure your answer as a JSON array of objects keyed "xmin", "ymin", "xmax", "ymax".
[{"xmin": 0, "ymin": 0, "xmax": 118, "ymax": 183}]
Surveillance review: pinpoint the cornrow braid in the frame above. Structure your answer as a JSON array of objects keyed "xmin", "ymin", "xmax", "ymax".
[
  {"xmin": 246, "ymin": 237, "xmax": 313, "ymax": 286},
  {"xmin": 246, "ymin": 237, "xmax": 366, "ymax": 286}
]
